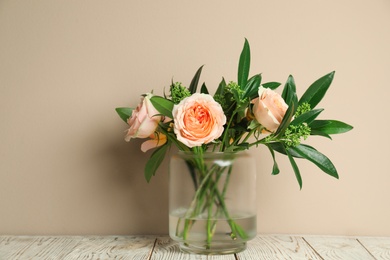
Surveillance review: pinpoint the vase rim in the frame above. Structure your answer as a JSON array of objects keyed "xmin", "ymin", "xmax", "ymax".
[{"xmin": 175, "ymin": 150, "xmax": 249, "ymax": 159}]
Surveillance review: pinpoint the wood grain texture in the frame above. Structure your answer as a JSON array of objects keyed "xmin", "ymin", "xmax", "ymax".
[
  {"xmin": 358, "ymin": 237, "xmax": 390, "ymax": 260},
  {"xmin": 1, "ymin": 235, "xmax": 389, "ymax": 259},
  {"xmin": 0, "ymin": 236, "xmax": 155, "ymax": 260},
  {"xmin": 236, "ymin": 235, "xmax": 322, "ymax": 260},
  {"xmin": 0, "ymin": 236, "xmax": 82, "ymax": 259},
  {"xmin": 64, "ymin": 236, "xmax": 155, "ymax": 260},
  {"xmin": 304, "ymin": 236, "xmax": 375, "ymax": 260},
  {"xmin": 150, "ymin": 236, "xmax": 236, "ymax": 260}
]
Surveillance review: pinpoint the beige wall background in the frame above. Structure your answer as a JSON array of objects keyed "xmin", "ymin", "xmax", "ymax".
[{"xmin": 1, "ymin": 0, "xmax": 389, "ymax": 236}]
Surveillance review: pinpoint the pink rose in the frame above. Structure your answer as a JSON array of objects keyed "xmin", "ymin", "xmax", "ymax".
[
  {"xmin": 125, "ymin": 93, "xmax": 161, "ymax": 141},
  {"xmin": 172, "ymin": 93, "xmax": 226, "ymax": 148},
  {"xmin": 251, "ymin": 87, "xmax": 288, "ymax": 132}
]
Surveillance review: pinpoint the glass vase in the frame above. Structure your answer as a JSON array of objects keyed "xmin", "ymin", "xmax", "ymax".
[{"xmin": 169, "ymin": 151, "xmax": 257, "ymax": 255}]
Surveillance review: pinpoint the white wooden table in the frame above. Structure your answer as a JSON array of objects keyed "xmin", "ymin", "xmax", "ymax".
[{"xmin": 1, "ymin": 235, "xmax": 390, "ymax": 259}]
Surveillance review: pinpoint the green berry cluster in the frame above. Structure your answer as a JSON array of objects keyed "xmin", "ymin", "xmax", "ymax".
[
  {"xmin": 170, "ymin": 82, "xmax": 191, "ymax": 104},
  {"xmin": 284, "ymin": 123, "xmax": 311, "ymax": 147},
  {"xmin": 295, "ymin": 102, "xmax": 311, "ymax": 117}
]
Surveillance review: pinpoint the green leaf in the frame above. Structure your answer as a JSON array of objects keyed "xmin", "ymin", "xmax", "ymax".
[
  {"xmin": 282, "ymin": 75, "xmax": 297, "ymax": 105},
  {"xmin": 150, "ymin": 96, "xmax": 174, "ymax": 119},
  {"xmin": 144, "ymin": 143, "xmax": 169, "ymax": 182},
  {"xmin": 310, "ymin": 129, "xmax": 332, "ymax": 139},
  {"xmin": 274, "ymin": 97, "xmax": 297, "ymax": 137},
  {"xmin": 299, "ymin": 71, "xmax": 335, "ymax": 108},
  {"xmin": 267, "ymin": 145, "xmax": 280, "ymax": 175},
  {"xmin": 243, "ymin": 74, "xmax": 261, "ymax": 99},
  {"xmin": 290, "ymin": 144, "xmax": 339, "ymax": 179},
  {"xmin": 215, "ymin": 77, "xmax": 226, "ymax": 96},
  {"xmin": 262, "ymin": 82, "xmax": 281, "ymax": 90},
  {"xmin": 309, "ymin": 119, "xmax": 330, "ymax": 128},
  {"xmin": 238, "ymin": 38, "xmax": 250, "ymax": 89},
  {"xmin": 269, "ymin": 142, "xmax": 304, "ymax": 158},
  {"xmin": 274, "ymin": 77, "xmax": 298, "ymax": 137},
  {"xmin": 286, "ymin": 148, "xmax": 302, "ymax": 189},
  {"xmin": 310, "ymin": 120, "xmax": 353, "ymax": 135},
  {"xmin": 115, "ymin": 107, "xmax": 133, "ymax": 123},
  {"xmin": 200, "ymin": 82, "xmax": 209, "ymax": 94},
  {"xmin": 188, "ymin": 65, "xmax": 204, "ymax": 94},
  {"xmin": 290, "ymin": 109, "xmax": 324, "ymax": 126}
]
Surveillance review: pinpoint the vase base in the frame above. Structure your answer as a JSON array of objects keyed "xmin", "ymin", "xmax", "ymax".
[{"xmin": 179, "ymin": 241, "xmax": 247, "ymax": 255}]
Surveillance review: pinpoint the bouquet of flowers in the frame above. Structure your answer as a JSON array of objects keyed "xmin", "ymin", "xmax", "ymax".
[{"xmin": 116, "ymin": 39, "xmax": 352, "ymax": 251}]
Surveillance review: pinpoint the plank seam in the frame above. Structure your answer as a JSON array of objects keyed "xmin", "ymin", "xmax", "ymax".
[
  {"xmin": 146, "ymin": 238, "xmax": 158, "ymax": 260},
  {"xmin": 301, "ymin": 237, "xmax": 325, "ymax": 260},
  {"xmin": 356, "ymin": 238, "xmax": 377, "ymax": 260}
]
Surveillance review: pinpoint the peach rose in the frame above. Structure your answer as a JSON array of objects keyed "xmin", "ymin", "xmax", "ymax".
[
  {"xmin": 125, "ymin": 93, "xmax": 161, "ymax": 141},
  {"xmin": 251, "ymin": 86, "xmax": 288, "ymax": 132},
  {"xmin": 172, "ymin": 93, "xmax": 226, "ymax": 148}
]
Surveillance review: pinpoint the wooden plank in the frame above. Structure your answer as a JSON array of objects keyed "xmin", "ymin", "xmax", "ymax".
[
  {"xmin": 0, "ymin": 236, "xmax": 155, "ymax": 260},
  {"xmin": 64, "ymin": 236, "xmax": 155, "ymax": 259},
  {"xmin": 151, "ymin": 236, "xmax": 236, "ymax": 259},
  {"xmin": 304, "ymin": 236, "xmax": 375, "ymax": 260},
  {"xmin": 236, "ymin": 235, "xmax": 321, "ymax": 260},
  {"xmin": 2, "ymin": 235, "xmax": 389, "ymax": 259},
  {"xmin": 358, "ymin": 237, "xmax": 390, "ymax": 260},
  {"xmin": 0, "ymin": 236, "xmax": 82, "ymax": 259}
]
